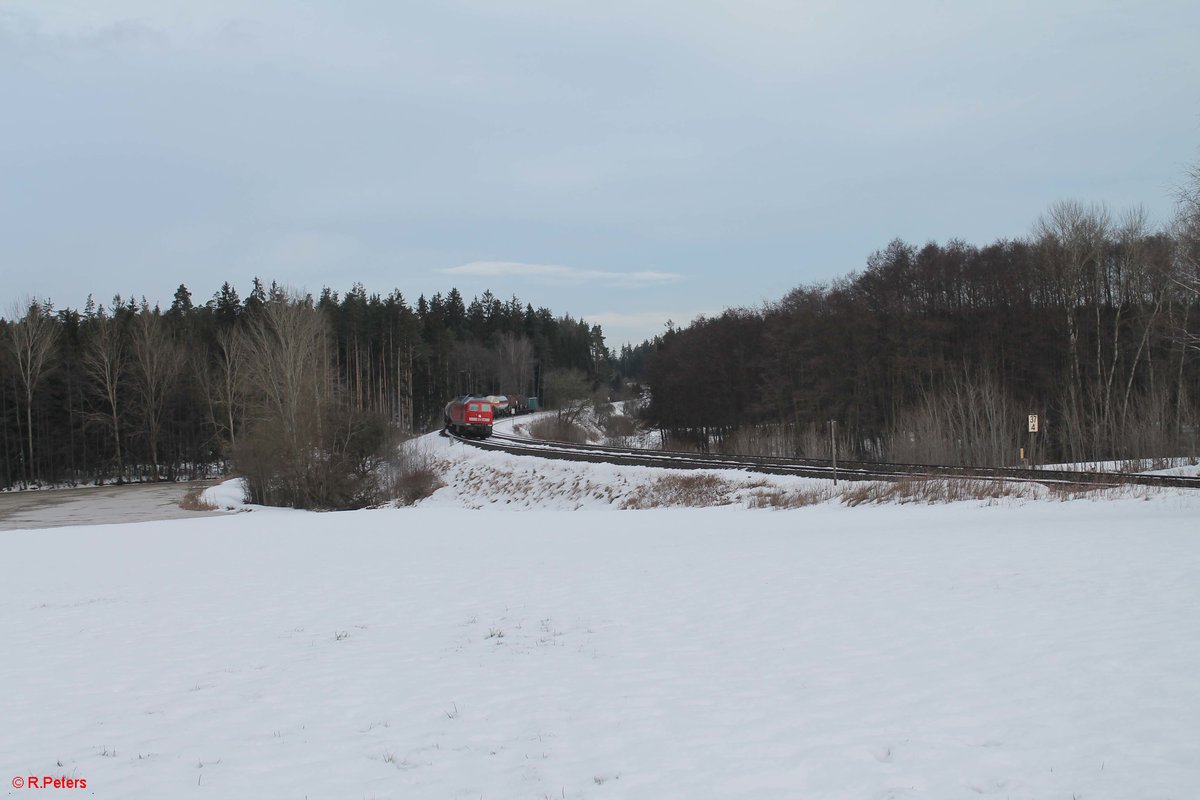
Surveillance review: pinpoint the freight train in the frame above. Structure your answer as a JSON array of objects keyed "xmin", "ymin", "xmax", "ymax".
[{"xmin": 443, "ymin": 394, "xmax": 536, "ymax": 438}]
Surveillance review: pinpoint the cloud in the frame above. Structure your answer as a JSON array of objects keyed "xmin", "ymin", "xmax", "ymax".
[
  {"xmin": 442, "ymin": 261, "xmax": 684, "ymax": 287},
  {"xmin": 583, "ymin": 309, "xmax": 716, "ymax": 346}
]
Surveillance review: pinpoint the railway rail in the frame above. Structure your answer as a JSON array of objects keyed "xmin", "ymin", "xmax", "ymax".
[{"xmin": 447, "ymin": 429, "xmax": 1200, "ymax": 490}]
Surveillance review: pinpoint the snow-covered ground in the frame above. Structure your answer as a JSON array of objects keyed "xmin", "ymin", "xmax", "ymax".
[
  {"xmin": 3, "ymin": 424, "xmax": 1200, "ymax": 799},
  {"xmin": 1039, "ymin": 457, "xmax": 1200, "ymax": 478},
  {"xmin": 419, "ymin": 423, "xmax": 831, "ymax": 510},
  {"xmin": 411, "ymin": 416, "xmax": 1189, "ymax": 510}
]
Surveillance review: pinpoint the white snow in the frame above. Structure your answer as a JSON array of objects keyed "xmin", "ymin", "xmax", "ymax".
[
  {"xmin": 201, "ymin": 479, "xmax": 252, "ymax": 511},
  {"xmin": 420, "ymin": 431, "xmax": 820, "ymax": 510},
  {"xmin": 404, "ymin": 422, "xmax": 1186, "ymax": 511},
  {"xmin": 1038, "ymin": 457, "xmax": 1200, "ymax": 478},
  {"xmin": 3, "ymin": 435, "xmax": 1200, "ymax": 799}
]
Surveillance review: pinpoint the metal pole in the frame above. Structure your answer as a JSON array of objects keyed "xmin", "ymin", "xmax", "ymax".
[{"xmin": 830, "ymin": 419, "xmax": 838, "ymax": 486}]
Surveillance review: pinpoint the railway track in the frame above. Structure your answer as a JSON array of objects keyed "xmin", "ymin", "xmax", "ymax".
[{"xmin": 446, "ymin": 429, "xmax": 1200, "ymax": 490}]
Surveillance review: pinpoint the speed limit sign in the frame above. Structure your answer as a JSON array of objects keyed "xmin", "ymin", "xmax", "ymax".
[{"xmin": 1028, "ymin": 414, "xmax": 1039, "ymax": 433}]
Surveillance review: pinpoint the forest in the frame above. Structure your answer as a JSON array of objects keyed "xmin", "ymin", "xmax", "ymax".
[
  {"xmin": 0, "ymin": 280, "xmax": 614, "ymax": 498},
  {"xmin": 7, "ymin": 169, "xmax": 1200, "ymax": 497},
  {"xmin": 628, "ymin": 192, "xmax": 1200, "ymax": 466}
]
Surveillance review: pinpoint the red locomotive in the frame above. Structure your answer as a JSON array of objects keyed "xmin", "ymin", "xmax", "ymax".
[{"xmin": 443, "ymin": 396, "xmax": 494, "ymax": 438}]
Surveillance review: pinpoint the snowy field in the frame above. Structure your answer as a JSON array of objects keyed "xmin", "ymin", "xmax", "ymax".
[{"xmin": 3, "ymin": 429, "xmax": 1200, "ymax": 799}]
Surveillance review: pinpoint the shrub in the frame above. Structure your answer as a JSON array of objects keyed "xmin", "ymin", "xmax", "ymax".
[
  {"xmin": 234, "ymin": 402, "xmax": 397, "ymax": 510},
  {"xmin": 381, "ymin": 441, "xmax": 446, "ymax": 506},
  {"xmin": 602, "ymin": 414, "xmax": 638, "ymax": 438},
  {"xmin": 529, "ymin": 417, "xmax": 590, "ymax": 444},
  {"xmin": 747, "ymin": 486, "xmax": 834, "ymax": 508},
  {"xmin": 621, "ymin": 474, "xmax": 735, "ymax": 509},
  {"xmin": 178, "ymin": 486, "xmax": 217, "ymax": 511}
]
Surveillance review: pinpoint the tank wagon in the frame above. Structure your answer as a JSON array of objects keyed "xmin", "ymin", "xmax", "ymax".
[
  {"xmin": 484, "ymin": 395, "xmax": 510, "ymax": 416},
  {"xmin": 481, "ymin": 394, "xmax": 533, "ymax": 416}
]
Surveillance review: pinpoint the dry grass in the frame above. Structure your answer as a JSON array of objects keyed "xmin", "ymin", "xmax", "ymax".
[
  {"xmin": 620, "ymin": 474, "xmax": 738, "ymax": 509},
  {"xmin": 529, "ymin": 417, "xmax": 591, "ymax": 444},
  {"xmin": 747, "ymin": 486, "xmax": 836, "ymax": 508},
  {"xmin": 389, "ymin": 466, "xmax": 445, "ymax": 506},
  {"xmin": 640, "ymin": 475, "xmax": 1162, "ymax": 509},
  {"xmin": 451, "ymin": 462, "xmax": 630, "ymax": 509},
  {"xmin": 381, "ymin": 441, "xmax": 447, "ymax": 506},
  {"xmin": 1044, "ymin": 481, "xmax": 1155, "ymax": 501},
  {"xmin": 179, "ymin": 486, "xmax": 217, "ymax": 511},
  {"xmin": 838, "ymin": 478, "xmax": 1039, "ymax": 506}
]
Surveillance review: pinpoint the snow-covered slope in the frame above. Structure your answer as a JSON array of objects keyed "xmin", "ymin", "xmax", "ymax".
[
  {"xmin": 4, "ymin": 493, "xmax": 1200, "ymax": 798},
  {"xmin": 382, "ymin": 421, "xmax": 1191, "ymax": 511},
  {"xmin": 417, "ymin": 422, "xmax": 835, "ymax": 510}
]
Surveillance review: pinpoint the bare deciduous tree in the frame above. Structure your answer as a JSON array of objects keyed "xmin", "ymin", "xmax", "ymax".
[
  {"xmin": 888, "ymin": 369, "xmax": 1020, "ymax": 467},
  {"xmin": 1172, "ymin": 159, "xmax": 1200, "ymax": 353},
  {"xmin": 494, "ymin": 332, "xmax": 534, "ymax": 397},
  {"xmin": 237, "ymin": 293, "xmax": 334, "ymax": 507},
  {"xmin": 131, "ymin": 306, "xmax": 184, "ymax": 478},
  {"xmin": 452, "ymin": 340, "xmax": 496, "ymax": 395},
  {"xmin": 204, "ymin": 324, "xmax": 248, "ymax": 455},
  {"xmin": 5, "ymin": 299, "xmax": 59, "ymax": 485},
  {"xmin": 544, "ymin": 368, "xmax": 592, "ymax": 424},
  {"xmin": 1034, "ymin": 201, "xmax": 1111, "ymax": 449},
  {"xmin": 241, "ymin": 294, "xmax": 330, "ymax": 442},
  {"xmin": 81, "ymin": 309, "xmax": 127, "ymax": 481}
]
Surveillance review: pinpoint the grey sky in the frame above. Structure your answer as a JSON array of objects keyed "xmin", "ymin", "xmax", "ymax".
[{"xmin": 2, "ymin": 1, "xmax": 1197, "ymax": 345}]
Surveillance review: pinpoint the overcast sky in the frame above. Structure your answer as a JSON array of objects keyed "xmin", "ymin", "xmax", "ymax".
[{"xmin": 2, "ymin": 1, "xmax": 1198, "ymax": 345}]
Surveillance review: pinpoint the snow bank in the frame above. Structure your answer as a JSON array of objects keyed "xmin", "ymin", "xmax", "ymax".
[{"xmin": 200, "ymin": 478, "xmax": 250, "ymax": 511}]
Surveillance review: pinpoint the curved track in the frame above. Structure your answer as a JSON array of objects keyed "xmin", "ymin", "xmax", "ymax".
[{"xmin": 446, "ymin": 428, "xmax": 1200, "ymax": 490}]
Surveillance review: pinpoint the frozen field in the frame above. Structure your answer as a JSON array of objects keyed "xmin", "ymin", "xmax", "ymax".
[
  {"xmin": 0, "ymin": 481, "xmax": 217, "ymax": 531},
  {"xmin": 3, "ymin": 489, "xmax": 1199, "ymax": 799}
]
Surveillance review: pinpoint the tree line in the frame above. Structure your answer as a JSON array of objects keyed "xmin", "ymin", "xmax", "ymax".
[
  {"xmin": 633, "ymin": 190, "xmax": 1200, "ymax": 466},
  {"xmin": 0, "ymin": 280, "xmax": 616, "ymax": 496}
]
